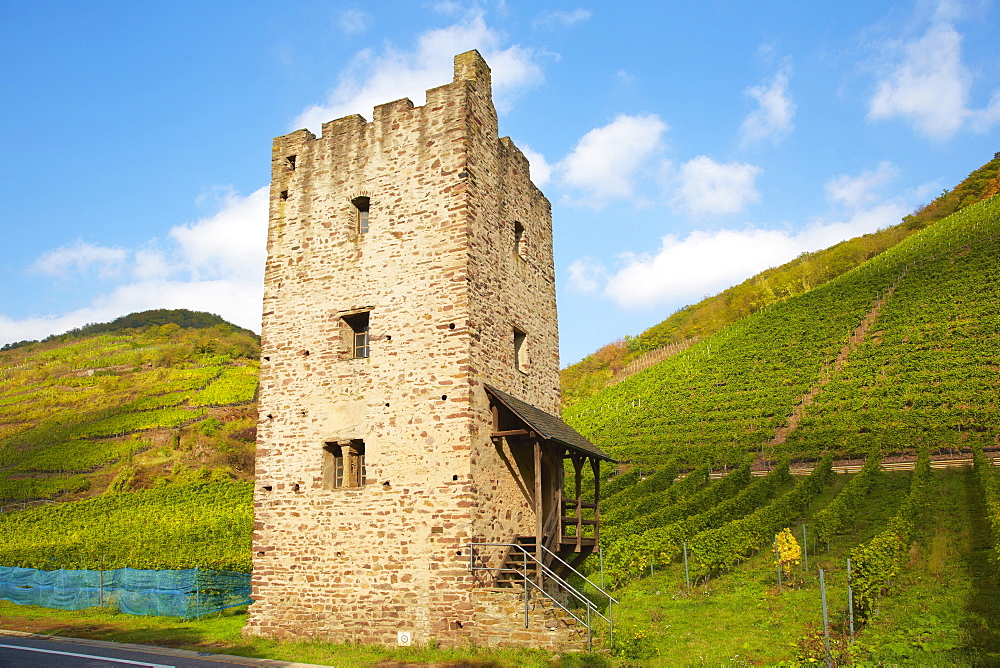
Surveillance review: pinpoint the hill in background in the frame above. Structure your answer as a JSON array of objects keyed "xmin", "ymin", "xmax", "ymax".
[
  {"xmin": 561, "ymin": 151, "xmax": 1000, "ymax": 406},
  {"xmin": 565, "ymin": 194, "xmax": 1000, "ymax": 471},
  {"xmin": 1, "ymin": 308, "xmax": 258, "ymax": 353},
  {"xmin": 0, "ymin": 310, "xmax": 260, "ymax": 504}
]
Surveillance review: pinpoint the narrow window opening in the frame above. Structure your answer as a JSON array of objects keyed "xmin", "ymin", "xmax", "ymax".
[
  {"xmin": 286, "ymin": 155, "xmax": 297, "ymax": 170},
  {"xmin": 352, "ymin": 196, "xmax": 370, "ymax": 234},
  {"xmin": 280, "ymin": 190, "xmax": 289, "ymax": 201},
  {"xmin": 514, "ymin": 221, "xmax": 527, "ymax": 257},
  {"xmin": 343, "ymin": 312, "xmax": 370, "ymax": 359},
  {"xmin": 514, "ymin": 327, "xmax": 527, "ymax": 372}
]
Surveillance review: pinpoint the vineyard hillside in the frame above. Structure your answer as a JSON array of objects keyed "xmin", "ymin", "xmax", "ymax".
[
  {"xmin": 561, "ymin": 151, "xmax": 1000, "ymax": 406},
  {"xmin": 564, "ymin": 194, "xmax": 1000, "ymax": 471},
  {"xmin": 0, "ymin": 313, "xmax": 260, "ymax": 505}
]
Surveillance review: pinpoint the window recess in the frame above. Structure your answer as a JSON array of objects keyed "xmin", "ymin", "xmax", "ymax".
[
  {"xmin": 352, "ymin": 196, "xmax": 370, "ymax": 234},
  {"xmin": 323, "ymin": 440, "xmax": 367, "ymax": 489}
]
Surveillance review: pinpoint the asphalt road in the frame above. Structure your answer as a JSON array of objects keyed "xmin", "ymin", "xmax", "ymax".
[{"xmin": 0, "ymin": 633, "xmax": 327, "ymax": 668}]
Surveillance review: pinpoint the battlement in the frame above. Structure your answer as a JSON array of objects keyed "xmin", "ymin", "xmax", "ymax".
[{"xmin": 276, "ymin": 50, "xmax": 493, "ymax": 151}]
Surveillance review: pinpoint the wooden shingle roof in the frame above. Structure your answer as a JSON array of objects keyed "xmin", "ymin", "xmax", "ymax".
[{"xmin": 485, "ymin": 384, "xmax": 616, "ymax": 462}]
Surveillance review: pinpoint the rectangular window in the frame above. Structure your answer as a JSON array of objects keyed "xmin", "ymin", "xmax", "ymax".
[
  {"xmin": 349, "ymin": 441, "xmax": 367, "ymax": 487},
  {"xmin": 323, "ymin": 441, "xmax": 366, "ymax": 489},
  {"xmin": 343, "ymin": 312, "xmax": 370, "ymax": 358},
  {"xmin": 353, "ymin": 196, "xmax": 370, "ymax": 234}
]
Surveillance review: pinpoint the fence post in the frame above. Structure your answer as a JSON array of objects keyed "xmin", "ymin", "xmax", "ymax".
[
  {"xmin": 683, "ymin": 541, "xmax": 690, "ymax": 590},
  {"xmin": 820, "ymin": 569, "xmax": 831, "ymax": 667},
  {"xmin": 599, "ymin": 548, "xmax": 605, "ymax": 590},
  {"xmin": 195, "ymin": 565, "xmax": 201, "ymax": 620},
  {"xmin": 802, "ymin": 524, "xmax": 809, "ymax": 571},
  {"xmin": 847, "ymin": 558, "xmax": 855, "ymax": 641},
  {"xmin": 775, "ymin": 535, "xmax": 781, "ymax": 592}
]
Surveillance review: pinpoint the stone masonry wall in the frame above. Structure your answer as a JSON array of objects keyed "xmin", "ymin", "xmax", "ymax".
[{"xmin": 247, "ymin": 51, "xmax": 571, "ymax": 649}]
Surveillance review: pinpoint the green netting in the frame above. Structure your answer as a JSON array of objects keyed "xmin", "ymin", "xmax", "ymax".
[{"xmin": 0, "ymin": 566, "xmax": 250, "ymax": 617}]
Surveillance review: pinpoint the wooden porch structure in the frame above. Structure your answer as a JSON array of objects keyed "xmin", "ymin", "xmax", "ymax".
[{"xmin": 485, "ymin": 385, "xmax": 615, "ymax": 582}]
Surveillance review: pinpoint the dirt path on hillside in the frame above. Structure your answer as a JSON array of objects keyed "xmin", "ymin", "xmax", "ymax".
[{"xmin": 769, "ymin": 272, "xmax": 907, "ymax": 446}]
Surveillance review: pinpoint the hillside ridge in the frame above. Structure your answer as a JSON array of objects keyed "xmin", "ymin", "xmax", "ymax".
[
  {"xmin": 565, "ymin": 193, "xmax": 1000, "ymax": 471},
  {"xmin": 561, "ymin": 151, "xmax": 1000, "ymax": 406},
  {"xmin": 1, "ymin": 308, "xmax": 256, "ymax": 353}
]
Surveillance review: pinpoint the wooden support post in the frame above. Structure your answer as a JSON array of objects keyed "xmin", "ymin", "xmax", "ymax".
[
  {"xmin": 591, "ymin": 457, "xmax": 601, "ymax": 544},
  {"xmin": 555, "ymin": 448, "xmax": 564, "ymax": 549},
  {"xmin": 534, "ymin": 439, "xmax": 543, "ymax": 587},
  {"xmin": 573, "ymin": 455, "xmax": 585, "ymax": 551}
]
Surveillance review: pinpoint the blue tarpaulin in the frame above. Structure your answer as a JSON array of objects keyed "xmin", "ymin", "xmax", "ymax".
[{"xmin": 0, "ymin": 566, "xmax": 251, "ymax": 618}]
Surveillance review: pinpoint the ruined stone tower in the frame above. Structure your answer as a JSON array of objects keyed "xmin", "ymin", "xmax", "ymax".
[{"xmin": 248, "ymin": 50, "xmax": 611, "ymax": 648}]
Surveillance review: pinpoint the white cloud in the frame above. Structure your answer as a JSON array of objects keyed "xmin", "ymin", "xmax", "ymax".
[
  {"xmin": 517, "ymin": 144, "xmax": 552, "ymax": 187},
  {"xmin": 601, "ymin": 200, "xmax": 911, "ymax": 310},
  {"xmin": 534, "ymin": 9, "xmax": 592, "ymax": 27},
  {"xmin": 169, "ymin": 186, "xmax": 269, "ymax": 281},
  {"xmin": 566, "ymin": 256, "xmax": 605, "ymax": 294},
  {"xmin": 337, "ymin": 9, "xmax": 372, "ymax": 35},
  {"xmin": 825, "ymin": 161, "xmax": 898, "ymax": 210},
  {"xmin": 31, "ymin": 241, "xmax": 127, "ymax": 279},
  {"xmin": 869, "ymin": 9, "xmax": 1000, "ymax": 139},
  {"xmin": 740, "ymin": 64, "xmax": 795, "ymax": 145},
  {"xmin": 672, "ymin": 156, "xmax": 762, "ymax": 216},
  {"xmin": 558, "ymin": 114, "xmax": 668, "ymax": 206},
  {"xmin": 585, "ymin": 162, "xmax": 920, "ymax": 310},
  {"xmin": 293, "ymin": 14, "xmax": 543, "ymax": 131},
  {"xmin": 0, "ymin": 187, "xmax": 268, "ymax": 345}
]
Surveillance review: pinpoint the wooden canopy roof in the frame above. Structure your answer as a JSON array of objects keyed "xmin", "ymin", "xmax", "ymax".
[{"xmin": 485, "ymin": 384, "xmax": 616, "ymax": 462}]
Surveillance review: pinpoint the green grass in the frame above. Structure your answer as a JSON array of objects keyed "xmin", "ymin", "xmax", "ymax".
[
  {"xmin": 850, "ymin": 467, "xmax": 1000, "ymax": 665},
  {"xmin": 585, "ymin": 467, "xmax": 1000, "ymax": 665},
  {"xmin": 0, "ymin": 601, "xmax": 608, "ymax": 667}
]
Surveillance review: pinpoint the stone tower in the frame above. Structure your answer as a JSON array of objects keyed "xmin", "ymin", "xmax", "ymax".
[{"xmin": 248, "ymin": 50, "xmax": 611, "ymax": 648}]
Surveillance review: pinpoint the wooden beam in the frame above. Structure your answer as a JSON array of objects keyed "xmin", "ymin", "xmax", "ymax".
[{"xmin": 490, "ymin": 429, "xmax": 533, "ymax": 438}]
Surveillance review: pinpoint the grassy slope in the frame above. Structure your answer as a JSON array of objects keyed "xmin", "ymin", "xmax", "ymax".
[
  {"xmin": 562, "ymin": 151, "xmax": 1000, "ymax": 406},
  {"xmin": 598, "ymin": 467, "xmax": 998, "ymax": 665},
  {"xmin": 0, "ymin": 321, "xmax": 259, "ymax": 502},
  {"xmin": 2, "ymin": 467, "xmax": 991, "ymax": 664},
  {"xmin": 0, "ymin": 317, "xmax": 260, "ymax": 572},
  {"xmin": 565, "ymin": 194, "xmax": 1000, "ymax": 470}
]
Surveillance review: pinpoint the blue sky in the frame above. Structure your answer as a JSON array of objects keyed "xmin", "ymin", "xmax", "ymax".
[{"xmin": 1, "ymin": 0, "xmax": 998, "ymax": 365}]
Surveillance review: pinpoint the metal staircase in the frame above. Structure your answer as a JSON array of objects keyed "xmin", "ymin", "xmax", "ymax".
[{"xmin": 469, "ymin": 540, "xmax": 618, "ymax": 650}]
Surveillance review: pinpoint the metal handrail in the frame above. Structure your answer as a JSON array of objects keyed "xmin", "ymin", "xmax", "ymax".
[
  {"xmin": 538, "ymin": 542, "xmax": 619, "ymax": 607},
  {"xmin": 469, "ymin": 541, "xmax": 616, "ymax": 650}
]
